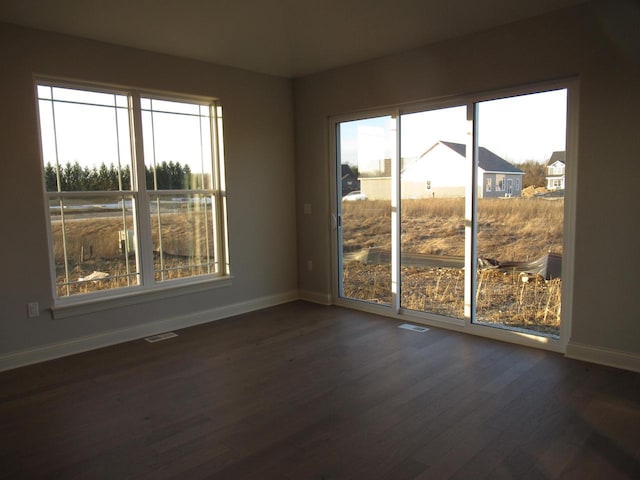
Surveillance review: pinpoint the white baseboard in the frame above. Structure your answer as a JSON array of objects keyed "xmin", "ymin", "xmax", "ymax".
[
  {"xmin": 0, "ymin": 290, "xmax": 299, "ymax": 372},
  {"xmin": 298, "ymin": 289, "xmax": 332, "ymax": 305},
  {"xmin": 566, "ymin": 341, "xmax": 640, "ymax": 373}
]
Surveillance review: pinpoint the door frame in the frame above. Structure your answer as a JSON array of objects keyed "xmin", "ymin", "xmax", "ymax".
[{"xmin": 329, "ymin": 78, "xmax": 578, "ymax": 353}]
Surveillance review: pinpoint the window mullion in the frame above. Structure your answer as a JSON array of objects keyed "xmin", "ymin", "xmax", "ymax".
[
  {"xmin": 464, "ymin": 102, "xmax": 478, "ymax": 323},
  {"xmin": 130, "ymin": 93, "xmax": 155, "ymax": 287},
  {"xmin": 391, "ymin": 112, "xmax": 401, "ymax": 313},
  {"xmin": 212, "ymin": 103, "xmax": 228, "ymax": 274},
  {"xmin": 48, "ymin": 94, "xmax": 72, "ymax": 297}
]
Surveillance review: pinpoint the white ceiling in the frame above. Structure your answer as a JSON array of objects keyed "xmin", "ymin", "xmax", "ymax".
[{"xmin": 0, "ymin": 0, "xmax": 585, "ymax": 78}]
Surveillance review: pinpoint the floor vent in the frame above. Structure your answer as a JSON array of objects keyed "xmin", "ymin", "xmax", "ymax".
[
  {"xmin": 144, "ymin": 332, "xmax": 178, "ymax": 343},
  {"xmin": 398, "ymin": 323, "xmax": 429, "ymax": 333}
]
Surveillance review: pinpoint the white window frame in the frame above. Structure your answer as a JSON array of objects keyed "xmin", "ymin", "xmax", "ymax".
[
  {"xmin": 330, "ymin": 79, "xmax": 578, "ymax": 353},
  {"xmin": 35, "ymin": 79, "xmax": 231, "ymax": 317}
]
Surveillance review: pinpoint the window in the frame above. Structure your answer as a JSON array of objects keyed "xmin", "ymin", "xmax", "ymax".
[
  {"xmin": 336, "ymin": 84, "xmax": 573, "ymax": 342},
  {"xmin": 36, "ymin": 81, "xmax": 229, "ymax": 301},
  {"xmin": 549, "ymin": 163, "xmax": 564, "ymax": 175}
]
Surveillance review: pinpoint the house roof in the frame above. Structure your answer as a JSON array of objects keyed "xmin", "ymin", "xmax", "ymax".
[
  {"xmin": 341, "ymin": 164, "xmax": 357, "ymax": 179},
  {"xmin": 546, "ymin": 151, "xmax": 566, "ymax": 166},
  {"xmin": 439, "ymin": 141, "xmax": 524, "ymax": 174}
]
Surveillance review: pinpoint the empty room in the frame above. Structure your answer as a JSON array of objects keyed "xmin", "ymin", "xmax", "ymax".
[{"xmin": 0, "ymin": 0, "xmax": 638, "ymax": 478}]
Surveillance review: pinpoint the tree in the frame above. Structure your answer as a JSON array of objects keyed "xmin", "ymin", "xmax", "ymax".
[
  {"xmin": 44, "ymin": 162, "xmax": 58, "ymax": 192},
  {"xmin": 155, "ymin": 161, "xmax": 170, "ymax": 190},
  {"xmin": 514, "ymin": 160, "xmax": 546, "ymax": 188},
  {"xmin": 146, "ymin": 165, "xmax": 155, "ymax": 190},
  {"xmin": 96, "ymin": 163, "xmax": 110, "ymax": 190},
  {"xmin": 46, "ymin": 160, "xmax": 187, "ymax": 192},
  {"xmin": 61, "ymin": 162, "xmax": 84, "ymax": 191},
  {"xmin": 183, "ymin": 164, "xmax": 192, "ymax": 189},
  {"xmin": 121, "ymin": 165, "xmax": 131, "ymax": 190}
]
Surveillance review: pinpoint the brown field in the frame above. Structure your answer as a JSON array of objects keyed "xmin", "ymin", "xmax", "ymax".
[
  {"xmin": 50, "ymin": 209, "xmax": 215, "ymax": 297},
  {"xmin": 341, "ymin": 197, "xmax": 564, "ymax": 336},
  {"xmin": 50, "ymin": 197, "xmax": 563, "ymax": 336}
]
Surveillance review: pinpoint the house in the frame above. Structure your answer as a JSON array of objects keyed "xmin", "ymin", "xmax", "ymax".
[
  {"xmin": 405, "ymin": 141, "xmax": 524, "ymax": 198},
  {"xmin": 546, "ymin": 150, "xmax": 566, "ymax": 190},
  {"xmin": 341, "ymin": 164, "xmax": 360, "ymax": 196},
  {"xmin": 360, "ymin": 141, "xmax": 524, "ymax": 199},
  {"xmin": 0, "ymin": 1, "xmax": 639, "ymax": 477}
]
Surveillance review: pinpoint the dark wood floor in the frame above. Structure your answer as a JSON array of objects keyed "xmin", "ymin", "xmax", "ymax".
[{"xmin": 1, "ymin": 301, "xmax": 638, "ymax": 479}]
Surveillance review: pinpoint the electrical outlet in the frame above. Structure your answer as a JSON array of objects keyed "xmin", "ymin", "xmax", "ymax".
[{"xmin": 27, "ymin": 302, "xmax": 40, "ymax": 318}]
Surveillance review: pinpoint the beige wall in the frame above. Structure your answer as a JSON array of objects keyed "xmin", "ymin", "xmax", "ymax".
[
  {"xmin": 0, "ymin": 23, "xmax": 297, "ymax": 356},
  {"xmin": 294, "ymin": 1, "xmax": 640, "ymax": 355}
]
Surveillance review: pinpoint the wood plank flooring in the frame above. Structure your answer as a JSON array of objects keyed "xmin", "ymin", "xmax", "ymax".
[{"xmin": 1, "ymin": 301, "xmax": 638, "ymax": 479}]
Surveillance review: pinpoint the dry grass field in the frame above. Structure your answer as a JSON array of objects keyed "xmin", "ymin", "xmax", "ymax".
[
  {"xmin": 341, "ymin": 197, "xmax": 564, "ymax": 336},
  {"xmin": 50, "ymin": 207, "xmax": 215, "ymax": 297},
  {"xmin": 50, "ymin": 196, "xmax": 563, "ymax": 336}
]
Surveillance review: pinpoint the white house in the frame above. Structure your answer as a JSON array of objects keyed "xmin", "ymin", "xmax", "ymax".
[
  {"xmin": 361, "ymin": 141, "xmax": 524, "ymax": 199},
  {"xmin": 546, "ymin": 151, "xmax": 566, "ymax": 190}
]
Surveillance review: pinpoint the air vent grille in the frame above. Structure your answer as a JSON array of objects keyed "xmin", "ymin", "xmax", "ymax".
[{"xmin": 144, "ymin": 332, "xmax": 178, "ymax": 343}]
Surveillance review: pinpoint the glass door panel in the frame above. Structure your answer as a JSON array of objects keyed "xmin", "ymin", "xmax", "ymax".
[
  {"xmin": 399, "ymin": 106, "xmax": 468, "ymax": 319},
  {"xmin": 334, "ymin": 85, "xmax": 571, "ymax": 343},
  {"xmin": 475, "ymin": 89, "xmax": 567, "ymax": 337},
  {"xmin": 338, "ymin": 116, "xmax": 395, "ymax": 305}
]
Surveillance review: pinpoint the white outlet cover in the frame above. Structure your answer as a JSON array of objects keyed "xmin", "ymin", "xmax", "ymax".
[{"xmin": 27, "ymin": 302, "xmax": 39, "ymax": 318}]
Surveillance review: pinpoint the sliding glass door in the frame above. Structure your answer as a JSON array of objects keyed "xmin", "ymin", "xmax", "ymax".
[
  {"xmin": 474, "ymin": 90, "xmax": 567, "ymax": 336},
  {"xmin": 399, "ymin": 106, "xmax": 468, "ymax": 319},
  {"xmin": 336, "ymin": 86, "xmax": 570, "ymax": 340},
  {"xmin": 338, "ymin": 116, "xmax": 395, "ymax": 305}
]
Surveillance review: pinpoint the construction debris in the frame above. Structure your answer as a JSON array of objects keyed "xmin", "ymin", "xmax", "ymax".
[
  {"xmin": 355, "ymin": 247, "xmax": 562, "ymax": 280},
  {"xmin": 79, "ymin": 271, "xmax": 109, "ymax": 282},
  {"xmin": 521, "ymin": 185, "xmax": 549, "ymax": 197}
]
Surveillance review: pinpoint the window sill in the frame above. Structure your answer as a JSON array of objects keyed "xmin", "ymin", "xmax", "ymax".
[{"xmin": 51, "ymin": 275, "xmax": 233, "ymax": 320}]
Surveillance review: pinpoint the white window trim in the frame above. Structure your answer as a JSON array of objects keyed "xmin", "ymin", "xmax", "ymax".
[
  {"xmin": 51, "ymin": 274, "xmax": 233, "ymax": 320},
  {"xmin": 329, "ymin": 78, "xmax": 578, "ymax": 353},
  {"xmin": 35, "ymin": 79, "xmax": 231, "ymax": 311}
]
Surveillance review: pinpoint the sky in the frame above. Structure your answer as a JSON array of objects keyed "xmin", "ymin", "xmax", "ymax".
[
  {"xmin": 39, "ymin": 85, "xmax": 566, "ymax": 180},
  {"xmin": 340, "ymin": 89, "xmax": 567, "ymax": 172},
  {"xmin": 37, "ymin": 85, "xmax": 212, "ymax": 176}
]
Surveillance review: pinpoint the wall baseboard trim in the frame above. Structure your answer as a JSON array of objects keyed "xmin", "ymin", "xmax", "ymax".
[
  {"xmin": 298, "ymin": 290, "xmax": 332, "ymax": 305},
  {"xmin": 566, "ymin": 341, "xmax": 640, "ymax": 373},
  {"xmin": 0, "ymin": 290, "xmax": 299, "ymax": 372}
]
